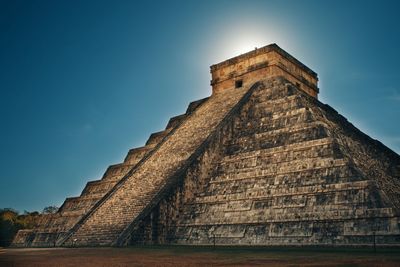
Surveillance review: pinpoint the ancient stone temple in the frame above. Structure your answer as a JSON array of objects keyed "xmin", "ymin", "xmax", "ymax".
[{"xmin": 12, "ymin": 44, "xmax": 400, "ymax": 247}]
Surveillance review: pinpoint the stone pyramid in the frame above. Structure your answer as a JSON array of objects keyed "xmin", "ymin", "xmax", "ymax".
[{"xmin": 12, "ymin": 44, "xmax": 400, "ymax": 247}]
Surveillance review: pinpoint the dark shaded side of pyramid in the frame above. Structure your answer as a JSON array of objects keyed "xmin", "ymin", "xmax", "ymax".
[{"xmin": 128, "ymin": 76, "xmax": 400, "ymax": 246}]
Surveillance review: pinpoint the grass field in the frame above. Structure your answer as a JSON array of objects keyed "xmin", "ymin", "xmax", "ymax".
[{"xmin": 1, "ymin": 246, "xmax": 400, "ymax": 267}]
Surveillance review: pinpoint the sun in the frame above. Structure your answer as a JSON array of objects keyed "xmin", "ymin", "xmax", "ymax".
[
  {"xmin": 206, "ymin": 20, "xmax": 294, "ymax": 64},
  {"xmin": 221, "ymin": 28, "xmax": 270, "ymax": 59}
]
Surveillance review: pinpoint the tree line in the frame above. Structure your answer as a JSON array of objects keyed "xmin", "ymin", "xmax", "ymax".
[{"xmin": 0, "ymin": 206, "xmax": 58, "ymax": 247}]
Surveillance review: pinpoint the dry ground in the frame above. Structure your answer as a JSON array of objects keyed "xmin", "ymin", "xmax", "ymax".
[{"xmin": 1, "ymin": 246, "xmax": 400, "ymax": 267}]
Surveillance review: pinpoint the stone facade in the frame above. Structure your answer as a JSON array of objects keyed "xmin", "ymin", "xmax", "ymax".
[
  {"xmin": 12, "ymin": 44, "xmax": 400, "ymax": 247},
  {"xmin": 210, "ymin": 44, "xmax": 318, "ymax": 97},
  {"xmin": 130, "ymin": 78, "xmax": 400, "ymax": 246}
]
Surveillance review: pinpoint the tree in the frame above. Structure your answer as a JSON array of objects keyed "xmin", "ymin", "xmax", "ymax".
[
  {"xmin": 0, "ymin": 206, "xmax": 58, "ymax": 246},
  {"xmin": 0, "ymin": 208, "xmax": 21, "ymax": 246},
  {"xmin": 0, "ymin": 208, "xmax": 42, "ymax": 247},
  {"xmin": 42, "ymin": 206, "xmax": 59, "ymax": 214}
]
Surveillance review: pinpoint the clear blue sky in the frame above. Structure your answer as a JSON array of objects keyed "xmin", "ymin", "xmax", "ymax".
[{"xmin": 1, "ymin": 0, "xmax": 399, "ymax": 212}]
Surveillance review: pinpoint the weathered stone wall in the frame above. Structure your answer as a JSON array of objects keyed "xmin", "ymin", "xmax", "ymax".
[
  {"xmin": 130, "ymin": 77, "xmax": 400, "ymax": 246},
  {"xmin": 307, "ymin": 94, "xmax": 400, "ymax": 212},
  {"xmin": 210, "ymin": 44, "xmax": 318, "ymax": 98}
]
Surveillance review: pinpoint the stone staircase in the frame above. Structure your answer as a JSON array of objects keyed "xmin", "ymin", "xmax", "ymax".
[
  {"xmin": 11, "ymin": 97, "xmax": 208, "ymax": 247},
  {"xmin": 59, "ymin": 84, "xmax": 256, "ymax": 246}
]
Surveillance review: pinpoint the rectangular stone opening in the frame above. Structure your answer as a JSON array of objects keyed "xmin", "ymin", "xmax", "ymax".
[{"xmin": 235, "ymin": 80, "xmax": 243, "ymax": 89}]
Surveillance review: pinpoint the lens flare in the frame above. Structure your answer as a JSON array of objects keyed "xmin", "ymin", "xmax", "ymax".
[{"xmin": 204, "ymin": 19, "xmax": 298, "ymax": 65}]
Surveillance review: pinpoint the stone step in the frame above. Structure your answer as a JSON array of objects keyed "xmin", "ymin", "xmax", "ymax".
[
  {"xmin": 180, "ymin": 207, "xmax": 396, "ymax": 226},
  {"xmin": 195, "ymin": 180, "xmax": 373, "ymax": 204},
  {"xmin": 250, "ymin": 81, "xmax": 297, "ymax": 102},
  {"xmin": 59, "ymin": 197, "xmax": 100, "ymax": 213},
  {"xmin": 211, "ymin": 158, "xmax": 350, "ymax": 183},
  {"xmin": 226, "ymin": 122, "xmax": 330, "ymax": 156},
  {"xmin": 123, "ymin": 146, "xmax": 152, "ymax": 165},
  {"xmin": 220, "ymin": 138, "xmax": 335, "ymax": 163},
  {"xmin": 204, "ymin": 176, "xmax": 364, "ymax": 198},
  {"xmin": 80, "ymin": 180, "xmax": 118, "ymax": 197},
  {"xmin": 145, "ymin": 129, "xmax": 172, "ymax": 146},
  {"xmin": 217, "ymin": 142, "xmax": 340, "ymax": 174},
  {"xmin": 252, "ymin": 94, "xmax": 303, "ymax": 113},
  {"xmin": 101, "ymin": 163, "xmax": 134, "ymax": 181},
  {"xmin": 165, "ymin": 114, "xmax": 187, "ymax": 129},
  {"xmin": 231, "ymin": 108, "xmax": 313, "ymax": 137}
]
